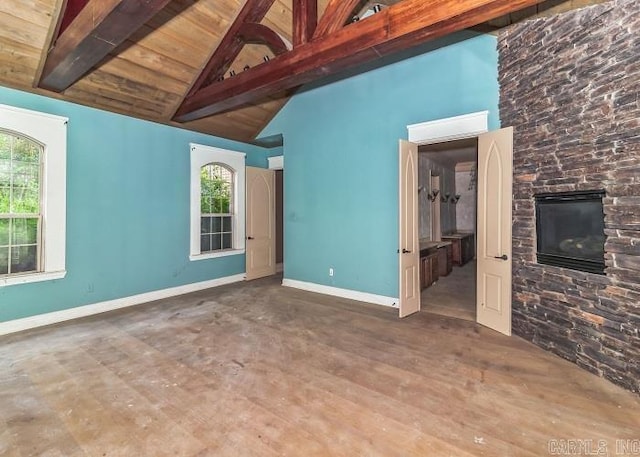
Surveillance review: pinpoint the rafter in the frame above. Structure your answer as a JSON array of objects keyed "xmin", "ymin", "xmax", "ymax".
[
  {"xmin": 238, "ymin": 23, "xmax": 291, "ymax": 55},
  {"xmin": 38, "ymin": 0, "xmax": 172, "ymax": 92},
  {"xmin": 57, "ymin": 0, "xmax": 90, "ymax": 37},
  {"xmin": 313, "ymin": 0, "xmax": 361, "ymax": 38},
  {"xmin": 293, "ymin": 0, "xmax": 318, "ymax": 46},
  {"xmin": 185, "ymin": 0, "xmax": 277, "ymax": 99},
  {"xmin": 174, "ymin": 0, "xmax": 544, "ymax": 123}
]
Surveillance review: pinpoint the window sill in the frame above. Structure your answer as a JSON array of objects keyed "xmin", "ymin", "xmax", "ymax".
[
  {"xmin": 189, "ymin": 249, "xmax": 245, "ymax": 262},
  {"xmin": 0, "ymin": 270, "xmax": 67, "ymax": 287}
]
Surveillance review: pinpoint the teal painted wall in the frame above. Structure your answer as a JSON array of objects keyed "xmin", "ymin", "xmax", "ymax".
[
  {"xmin": 0, "ymin": 86, "xmax": 268, "ymax": 322},
  {"xmin": 267, "ymin": 146, "xmax": 283, "ymax": 158},
  {"xmin": 261, "ymin": 33, "xmax": 501, "ymax": 298}
]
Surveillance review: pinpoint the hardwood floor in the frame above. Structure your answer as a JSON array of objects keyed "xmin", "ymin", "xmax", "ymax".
[
  {"xmin": 422, "ymin": 260, "xmax": 476, "ymax": 322},
  {"xmin": 1, "ymin": 276, "xmax": 638, "ymax": 456}
]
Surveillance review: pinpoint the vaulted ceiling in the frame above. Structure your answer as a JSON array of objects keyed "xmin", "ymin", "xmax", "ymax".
[{"xmin": 0, "ymin": 0, "xmax": 607, "ymax": 142}]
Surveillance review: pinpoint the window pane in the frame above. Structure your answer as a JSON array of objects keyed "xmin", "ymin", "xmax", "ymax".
[
  {"xmin": 12, "ymin": 159, "xmax": 39, "ymax": 175},
  {"xmin": 13, "ymin": 137, "xmax": 40, "ymax": 163},
  {"xmin": 213, "ymin": 216, "xmax": 222, "ymax": 233},
  {"xmin": 198, "ymin": 161, "xmax": 236, "ymax": 254},
  {"xmin": 201, "ymin": 234, "xmax": 211, "ymax": 253},
  {"xmin": 222, "ymin": 216, "xmax": 232, "ymax": 232},
  {"xmin": 12, "ymin": 165, "xmax": 39, "ymax": 188},
  {"xmin": 0, "ymin": 135, "xmax": 10, "ymax": 159},
  {"xmin": 0, "ymin": 219, "xmax": 8, "ymax": 246},
  {"xmin": 11, "ymin": 218, "xmax": 38, "ymax": 245},
  {"xmin": 212, "ymin": 234, "xmax": 222, "ymax": 251},
  {"xmin": 0, "ymin": 159, "xmax": 9, "ymax": 183},
  {"xmin": 0, "ymin": 186, "xmax": 8, "ymax": 213},
  {"xmin": 11, "ymin": 245, "xmax": 37, "ymax": 273},
  {"xmin": 201, "ymin": 216, "xmax": 211, "ymax": 234},
  {"xmin": 201, "ymin": 163, "xmax": 233, "ymax": 215},
  {"xmin": 0, "ymin": 132, "xmax": 41, "ymax": 221},
  {"xmin": 213, "ymin": 198, "xmax": 222, "ymax": 213},
  {"xmin": 0, "ymin": 247, "xmax": 8, "ymax": 275},
  {"xmin": 201, "ymin": 197, "xmax": 213, "ymax": 214},
  {"xmin": 220, "ymin": 198, "xmax": 230, "ymax": 213},
  {"xmin": 222, "ymin": 233, "xmax": 232, "ymax": 250},
  {"xmin": 12, "ymin": 186, "xmax": 39, "ymax": 214}
]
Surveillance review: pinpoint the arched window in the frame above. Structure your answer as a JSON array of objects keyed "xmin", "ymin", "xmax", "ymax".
[
  {"xmin": 0, "ymin": 130, "xmax": 42, "ymax": 276},
  {"xmin": 189, "ymin": 144, "xmax": 245, "ymax": 261},
  {"xmin": 200, "ymin": 163, "xmax": 234, "ymax": 253}
]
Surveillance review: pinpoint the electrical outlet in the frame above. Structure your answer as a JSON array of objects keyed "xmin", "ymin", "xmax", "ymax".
[{"xmin": 329, "ymin": 268, "xmax": 334, "ymax": 277}]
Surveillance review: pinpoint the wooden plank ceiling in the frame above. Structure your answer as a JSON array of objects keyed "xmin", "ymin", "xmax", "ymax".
[{"xmin": 0, "ymin": 0, "xmax": 608, "ymax": 142}]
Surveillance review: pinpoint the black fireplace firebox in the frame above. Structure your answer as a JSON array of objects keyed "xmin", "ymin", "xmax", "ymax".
[{"xmin": 535, "ymin": 190, "xmax": 606, "ymax": 274}]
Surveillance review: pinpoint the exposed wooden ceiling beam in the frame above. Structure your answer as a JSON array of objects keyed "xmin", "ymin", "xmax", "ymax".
[
  {"xmin": 238, "ymin": 23, "xmax": 291, "ymax": 55},
  {"xmin": 57, "ymin": 0, "xmax": 90, "ymax": 37},
  {"xmin": 38, "ymin": 0, "xmax": 172, "ymax": 92},
  {"xmin": 174, "ymin": 0, "xmax": 544, "ymax": 123},
  {"xmin": 313, "ymin": 0, "xmax": 361, "ymax": 38},
  {"xmin": 185, "ymin": 0, "xmax": 277, "ymax": 99},
  {"xmin": 293, "ymin": 0, "xmax": 318, "ymax": 46}
]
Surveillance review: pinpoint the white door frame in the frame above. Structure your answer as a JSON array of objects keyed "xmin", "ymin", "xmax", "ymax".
[
  {"xmin": 268, "ymin": 155, "xmax": 284, "ymax": 170},
  {"xmin": 407, "ymin": 111, "xmax": 489, "ymax": 145},
  {"xmin": 406, "ymin": 111, "xmax": 512, "ymax": 328},
  {"xmin": 268, "ymin": 155, "xmax": 284, "ymax": 272}
]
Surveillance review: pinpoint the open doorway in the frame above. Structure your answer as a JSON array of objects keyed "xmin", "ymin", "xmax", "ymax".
[
  {"xmin": 275, "ymin": 169, "xmax": 283, "ymax": 272},
  {"xmin": 417, "ymin": 138, "xmax": 478, "ymax": 322},
  {"xmin": 267, "ymin": 154, "xmax": 284, "ymax": 274},
  {"xmin": 400, "ymin": 112, "xmax": 513, "ymax": 333}
]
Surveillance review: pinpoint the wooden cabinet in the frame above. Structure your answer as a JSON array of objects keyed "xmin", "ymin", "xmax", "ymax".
[
  {"xmin": 441, "ymin": 233, "xmax": 475, "ymax": 266},
  {"xmin": 420, "ymin": 252, "xmax": 438, "ymax": 290},
  {"xmin": 461, "ymin": 234, "xmax": 474, "ymax": 265},
  {"xmin": 437, "ymin": 243, "xmax": 453, "ymax": 277}
]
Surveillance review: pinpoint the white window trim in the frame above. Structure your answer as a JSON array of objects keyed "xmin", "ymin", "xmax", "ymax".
[
  {"xmin": 0, "ymin": 104, "xmax": 67, "ymax": 287},
  {"xmin": 189, "ymin": 143, "xmax": 245, "ymax": 261}
]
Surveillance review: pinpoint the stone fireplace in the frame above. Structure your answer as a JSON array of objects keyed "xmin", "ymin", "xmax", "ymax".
[{"xmin": 499, "ymin": 0, "xmax": 639, "ymax": 393}]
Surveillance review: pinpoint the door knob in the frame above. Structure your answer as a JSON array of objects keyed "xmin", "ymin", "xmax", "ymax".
[
  {"xmin": 494, "ymin": 254, "xmax": 508, "ymax": 260},
  {"xmin": 247, "ymin": 236, "xmax": 254, "ymax": 240},
  {"xmin": 402, "ymin": 249, "xmax": 411, "ymax": 254}
]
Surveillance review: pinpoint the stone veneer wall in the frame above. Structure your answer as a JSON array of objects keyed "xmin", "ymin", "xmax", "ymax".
[{"xmin": 499, "ymin": 0, "xmax": 639, "ymax": 393}]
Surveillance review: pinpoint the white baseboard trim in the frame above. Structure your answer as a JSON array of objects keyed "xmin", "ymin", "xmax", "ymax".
[
  {"xmin": 282, "ymin": 279, "xmax": 398, "ymax": 308},
  {"xmin": 0, "ymin": 273, "xmax": 245, "ymax": 336}
]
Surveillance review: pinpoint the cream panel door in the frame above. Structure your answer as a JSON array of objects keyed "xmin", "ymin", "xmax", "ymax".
[
  {"xmin": 246, "ymin": 167, "xmax": 276, "ymax": 280},
  {"xmin": 477, "ymin": 127, "xmax": 513, "ymax": 335},
  {"xmin": 399, "ymin": 140, "xmax": 420, "ymax": 318}
]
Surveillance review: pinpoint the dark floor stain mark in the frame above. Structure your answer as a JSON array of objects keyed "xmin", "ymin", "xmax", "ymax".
[{"xmin": 231, "ymin": 359, "xmax": 245, "ymax": 368}]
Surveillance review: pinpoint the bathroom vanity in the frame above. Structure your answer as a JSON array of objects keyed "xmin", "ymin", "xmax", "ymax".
[
  {"xmin": 419, "ymin": 240, "xmax": 453, "ymax": 290},
  {"xmin": 440, "ymin": 232, "xmax": 474, "ymax": 266}
]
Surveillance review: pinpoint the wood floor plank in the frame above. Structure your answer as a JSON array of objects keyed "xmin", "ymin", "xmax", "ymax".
[
  {"xmin": 422, "ymin": 259, "xmax": 477, "ymax": 322},
  {"xmin": 0, "ymin": 275, "xmax": 638, "ymax": 456},
  {"xmin": 83, "ymin": 327, "xmax": 327, "ymax": 456},
  {"xmin": 18, "ymin": 351, "xmax": 206, "ymax": 456}
]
